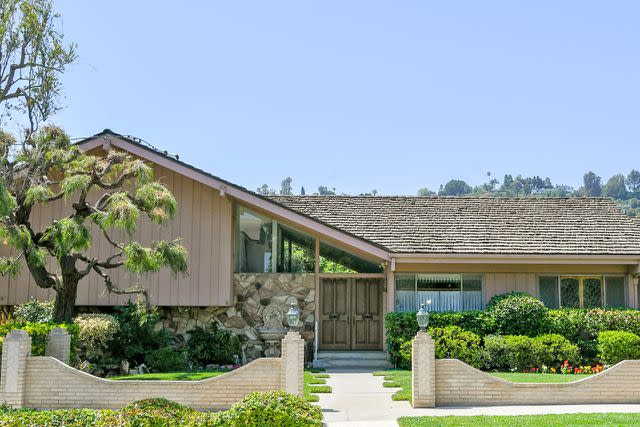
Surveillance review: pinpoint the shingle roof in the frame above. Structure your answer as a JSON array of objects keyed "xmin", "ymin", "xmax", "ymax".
[{"xmin": 269, "ymin": 196, "xmax": 640, "ymax": 255}]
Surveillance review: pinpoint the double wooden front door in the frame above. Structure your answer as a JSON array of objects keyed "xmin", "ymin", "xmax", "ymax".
[{"xmin": 319, "ymin": 278, "xmax": 383, "ymax": 350}]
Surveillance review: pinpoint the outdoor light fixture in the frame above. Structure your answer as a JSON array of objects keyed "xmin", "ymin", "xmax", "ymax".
[
  {"xmin": 416, "ymin": 300, "xmax": 432, "ymax": 331},
  {"xmin": 286, "ymin": 302, "xmax": 300, "ymax": 330}
]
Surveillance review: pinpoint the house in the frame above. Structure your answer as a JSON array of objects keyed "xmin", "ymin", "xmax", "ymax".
[{"xmin": 2, "ymin": 129, "xmax": 639, "ymax": 362}]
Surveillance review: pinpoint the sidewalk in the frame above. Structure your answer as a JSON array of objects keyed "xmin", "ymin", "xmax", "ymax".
[{"xmin": 318, "ymin": 369, "xmax": 640, "ymax": 427}]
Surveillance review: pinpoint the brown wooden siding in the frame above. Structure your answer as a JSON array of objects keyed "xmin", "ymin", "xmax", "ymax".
[{"xmin": 0, "ymin": 162, "xmax": 233, "ymax": 307}]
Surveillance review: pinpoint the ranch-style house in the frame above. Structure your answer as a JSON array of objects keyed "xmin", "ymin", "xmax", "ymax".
[{"xmin": 1, "ymin": 129, "xmax": 639, "ymax": 362}]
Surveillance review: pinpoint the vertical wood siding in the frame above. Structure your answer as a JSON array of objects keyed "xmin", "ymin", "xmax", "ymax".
[
  {"xmin": 0, "ymin": 162, "xmax": 233, "ymax": 307},
  {"xmin": 483, "ymin": 273, "xmax": 537, "ymax": 303}
]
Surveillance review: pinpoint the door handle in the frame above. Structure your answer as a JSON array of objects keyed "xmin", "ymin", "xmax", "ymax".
[
  {"xmin": 363, "ymin": 313, "xmax": 373, "ymax": 320},
  {"xmin": 329, "ymin": 313, "xmax": 339, "ymax": 321}
]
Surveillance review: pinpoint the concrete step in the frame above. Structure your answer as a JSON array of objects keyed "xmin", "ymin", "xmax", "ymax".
[{"xmin": 314, "ymin": 351, "xmax": 390, "ymax": 369}]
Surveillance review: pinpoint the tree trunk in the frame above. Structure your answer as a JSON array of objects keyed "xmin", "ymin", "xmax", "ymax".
[{"xmin": 53, "ymin": 256, "xmax": 79, "ymax": 323}]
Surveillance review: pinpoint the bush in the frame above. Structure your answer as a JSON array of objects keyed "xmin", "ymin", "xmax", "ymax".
[
  {"xmin": 145, "ymin": 347, "xmax": 187, "ymax": 372},
  {"xmin": 484, "ymin": 335, "xmax": 536, "ymax": 370},
  {"xmin": 486, "ymin": 291, "xmax": 532, "ymax": 311},
  {"xmin": 491, "ymin": 293, "xmax": 548, "ymax": 336},
  {"xmin": 398, "ymin": 339, "xmax": 413, "ymax": 369},
  {"xmin": 531, "ymin": 333, "xmax": 580, "ymax": 367},
  {"xmin": 74, "ymin": 314, "xmax": 120, "ymax": 362},
  {"xmin": 384, "ymin": 311, "xmax": 495, "ymax": 367},
  {"xmin": 110, "ymin": 302, "xmax": 171, "ymax": 365},
  {"xmin": 548, "ymin": 308, "xmax": 640, "ymax": 362},
  {"xmin": 13, "ymin": 298, "xmax": 54, "ymax": 323},
  {"xmin": 0, "ymin": 321, "xmax": 79, "ymax": 359},
  {"xmin": 0, "ymin": 394, "xmax": 322, "ymax": 427},
  {"xmin": 597, "ymin": 330, "xmax": 640, "ymax": 365},
  {"xmin": 483, "ymin": 334, "xmax": 510, "ymax": 370},
  {"xmin": 185, "ymin": 322, "xmax": 240, "ymax": 367},
  {"xmin": 430, "ymin": 325, "xmax": 484, "ymax": 368},
  {"xmin": 214, "ymin": 390, "xmax": 323, "ymax": 427}
]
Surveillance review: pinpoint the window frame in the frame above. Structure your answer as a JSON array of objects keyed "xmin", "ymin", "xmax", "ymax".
[
  {"xmin": 394, "ymin": 273, "xmax": 485, "ymax": 312},
  {"xmin": 536, "ymin": 274, "xmax": 627, "ymax": 308}
]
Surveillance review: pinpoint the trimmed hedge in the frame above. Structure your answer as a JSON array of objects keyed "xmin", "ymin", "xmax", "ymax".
[
  {"xmin": 0, "ymin": 393, "xmax": 323, "ymax": 427},
  {"xmin": 598, "ymin": 331, "xmax": 640, "ymax": 366},
  {"xmin": 385, "ymin": 311, "xmax": 494, "ymax": 366},
  {"xmin": 490, "ymin": 294, "xmax": 548, "ymax": 337},
  {"xmin": 386, "ymin": 304, "xmax": 640, "ymax": 366}
]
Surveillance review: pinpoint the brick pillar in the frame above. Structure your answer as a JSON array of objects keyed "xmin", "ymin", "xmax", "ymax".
[
  {"xmin": 1, "ymin": 330, "xmax": 32, "ymax": 408},
  {"xmin": 412, "ymin": 330, "xmax": 435, "ymax": 408},
  {"xmin": 45, "ymin": 327, "xmax": 71, "ymax": 365},
  {"xmin": 281, "ymin": 330, "xmax": 304, "ymax": 397}
]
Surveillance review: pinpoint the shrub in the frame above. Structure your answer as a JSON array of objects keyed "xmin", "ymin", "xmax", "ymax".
[
  {"xmin": 145, "ymin": 347, "xmax": 187, "ymax": 372},
  {"xmin": 597, "ymin": 330, "xmax": 640, "ymax": 365},
  {"xmin": 531, "ymin": 333, "xmax": 580, "ymax": 367},
  {"xmin": 398, "ymin": 339, "xmax": 413, "ymax": 369},
  {"xmin": 483, "ymin": 334, "xmax": 510, "ymax": 370},
  {"xmin": 74, "ymin": 314, "xmax": 120, "ymax": 361},
  {"xmin": 429, "ymin": 325, "xmax": 484, "ymax": 368},
  {"xmin": 214, "ymin": 390, "xmax": 323, "ymax": 427},
  {"xmin": 486, "ymin": 291, "xmax": 532, "ymax": 311},
  {"xmin": 0, "ymin": 321, "xmax": 79, "ymax": 359},
  {"xmin": 501, "ymin": 335, "xmax": 535, "ymax": 370},
  {"xmin": 548, "ymin": 308, "xmax": 640, "ymax": 362},
  {"xmin": 384, "ymin": 311, "xmax": 495, "ymax": 366},
  {"xmin": 110, "ymin": 302, "xmax": 171, "ymax": 365},
  {"xmin": 185, "ymin": 322, "xmax": 241, "ymax": 367},
  {"xmin": 13, "ymin": 298, "xmax": 54, "ymax": 323},
  {"xmin": 102, "ymin": 397, "xmax": 195, "ymax": 426},
  {"xmin": 491, "ymin": 293, "xmax": 548, "ymax": 336}
]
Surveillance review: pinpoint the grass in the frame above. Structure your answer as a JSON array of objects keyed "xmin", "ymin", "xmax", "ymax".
[
  {"xmin": 111, "ymin": 368, "xmax": 331, "ymax": 403},
  {"xmin": 490, "ymin": 372, "xmax": 592, "ymax": 383},
  {"xmin": 304, "ymin": 370, "xmax": 332, "ymax": 402},
  {"xmin": 373, "ymin": 370, "xmax": 597, "ymax": 402},
  {"xmin": 398, "ymin": 413, "xmax": 640, "ymax": 426},
  {"xmin": 110, "ymin": 370, "xmax": 228, "ymax": 381}
]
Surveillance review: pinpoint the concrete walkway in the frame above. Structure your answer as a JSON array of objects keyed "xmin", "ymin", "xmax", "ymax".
[{"xmin": 318, "ymin": 369, "xmax": 640, "ymax": 427}]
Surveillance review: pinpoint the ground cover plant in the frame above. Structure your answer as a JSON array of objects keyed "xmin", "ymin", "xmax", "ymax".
[
  {"xmin": 398, "ymin": 413, "xmax": 640, "ymax": 427},
  {"xmin": 0, "ymin": 393, "xmax": 323, "ymax": 427}
]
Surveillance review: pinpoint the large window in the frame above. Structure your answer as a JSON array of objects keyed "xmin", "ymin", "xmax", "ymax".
[
  {"xmin": 235, "ymin": 205, "xmax": 383, "ymax": 274},
  {"xmin": 538, "ymin": 275, "xmax": 626, "ymax": 308},
  {"xmin": 235, "ymin": 206, "xmax": 315, "ymax": 273},
  {"xmin": 395, "ymin": 274, "xmax": 484, "ymax": 312}
]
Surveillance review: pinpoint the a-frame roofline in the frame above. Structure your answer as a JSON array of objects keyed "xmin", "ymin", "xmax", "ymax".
[{"xmin": 77, "ymin": 130, "xmax": 391, "ymax": 262}]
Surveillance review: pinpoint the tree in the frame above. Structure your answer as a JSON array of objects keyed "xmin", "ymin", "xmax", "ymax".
[
  {"xmin": 359, "ymin": 189, "xmax": 378, "ymax": 196},
  {"xmin": 417, "ymin": 187, "xmax": 435, "ymax": 196},
  {"xmin": 300, "ymin": 186, "xmax": 305, "ymax": 195},
  {"xmin": 317, "ymin": 186, "xmax": 336, "ymax": 195},
  {"xmin": 603, "ymin": 174, "xmax": 628, "ymax": 199},
  {"xmin": 582, "ymin": 171, "xmax": 603, "ymax": 197},
  {"xmin": 279, "ymin": 177, "xmax": 293, "ymax": 196},
  {"xmin": 256, "ymin": 184, "xmax": 276, "ymax": 196},
  {"xmin": 0, "ymin": 126, "xmax": 188, "ymax": 321},
  {"xmin": 439, "ymin": 179, "xmax": 472, "ymax": 196},
  {"xmin": 0, "ymin": 0, "xmax": 76, "ymax": 130},
  {"xmin": 627, "ymin": 170, "xmax": 640, "ymax": 195}
]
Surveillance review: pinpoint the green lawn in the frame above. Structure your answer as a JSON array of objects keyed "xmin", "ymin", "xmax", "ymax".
[
  {"xmin": 373, "ymin": 370, "xmax": 595, "ymax": 402},
  {"xmin": 398, "ymin": 413, "xmax": 640, "ymax": 426},
  {"xmin": 111, "ymin": 369, "xmax": 331, "ymax": 403},
  {"xmin": 110, "ymin": 370, "xmax": 228, "ymax": 381}
]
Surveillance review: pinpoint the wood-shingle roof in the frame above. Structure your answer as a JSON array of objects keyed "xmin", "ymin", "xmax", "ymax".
[{"xmin": 270, "ymin": 196, "xmax": 640, "ymax": 255}]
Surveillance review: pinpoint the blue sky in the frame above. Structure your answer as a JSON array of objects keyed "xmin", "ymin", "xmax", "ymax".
[{"xmin": 53, "ymin": 1, "xmax": 640, "ymax": 195}]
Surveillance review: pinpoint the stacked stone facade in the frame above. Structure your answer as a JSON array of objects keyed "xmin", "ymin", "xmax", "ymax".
[{"xmin": 159, "ymin": 273, "xmax": 315, "ymax": 362}]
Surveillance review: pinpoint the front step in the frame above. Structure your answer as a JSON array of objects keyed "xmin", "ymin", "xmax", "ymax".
[{"xmin": 313, "ymin": 351, "xmax": 390, "ymax": 370}]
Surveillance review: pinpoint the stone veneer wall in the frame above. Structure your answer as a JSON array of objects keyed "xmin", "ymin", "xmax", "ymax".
[{"xmin": 159, "ymin": 273, "xmax": 315, "ymax": 362}]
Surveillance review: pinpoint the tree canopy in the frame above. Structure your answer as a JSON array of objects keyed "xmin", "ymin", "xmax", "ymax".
[{"xmin": 0, "ymin": 127, "xmax": 188, "ymax": 321}]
